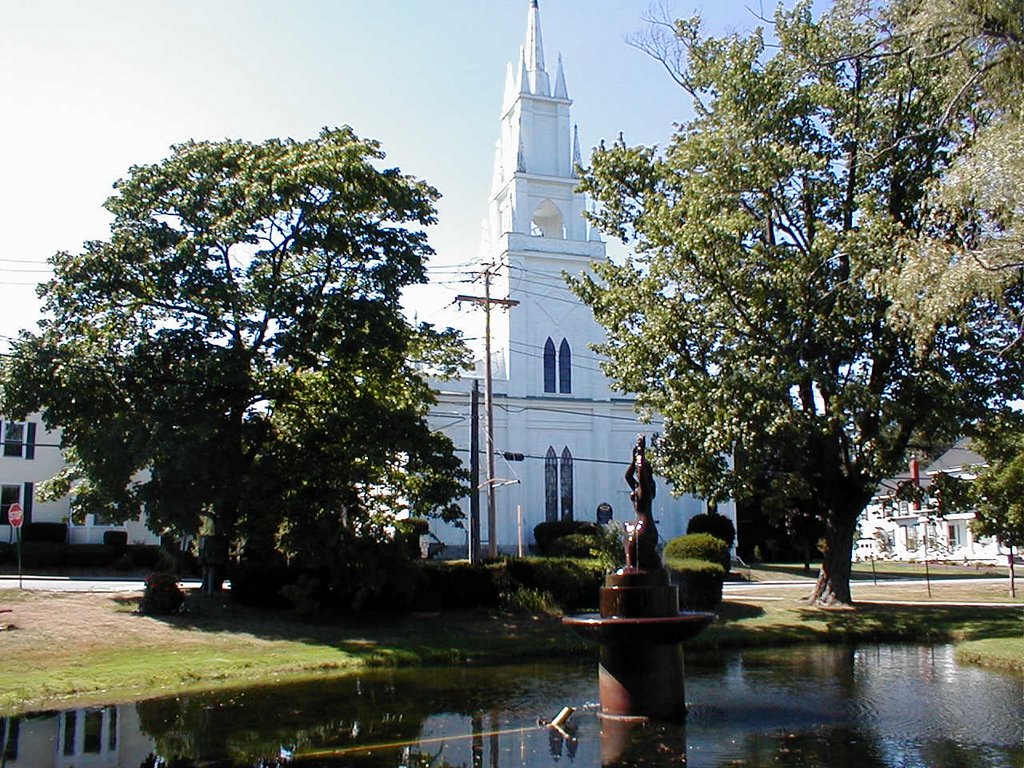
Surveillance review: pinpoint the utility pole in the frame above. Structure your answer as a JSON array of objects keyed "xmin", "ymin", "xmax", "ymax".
[
  {"xmin": 469, "ymin": 378, "xmax": 481, "ymax": 565},
  {"xmin": 456, "ymin": 265, "xmax": 518, "ymax": 559}
]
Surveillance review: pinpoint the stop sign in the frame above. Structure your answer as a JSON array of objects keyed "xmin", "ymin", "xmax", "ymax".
[{"xmin": 7, "ymin": 503, "xmax": 23, "ymax": 528}]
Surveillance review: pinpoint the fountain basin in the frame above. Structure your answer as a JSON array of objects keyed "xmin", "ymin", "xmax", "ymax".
[{"xmin": 563, "ymin": 566, "xmax": 716, "ymax": 721}]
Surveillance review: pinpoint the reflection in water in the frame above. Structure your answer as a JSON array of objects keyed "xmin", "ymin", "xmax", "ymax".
[{"xmin": 1, "ymin": 645, "xmax": 1020, "ymax": 767}]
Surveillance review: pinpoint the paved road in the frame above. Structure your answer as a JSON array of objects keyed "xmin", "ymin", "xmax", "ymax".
[{"xmin": 0, "ymin": 575, "xmax": 202, "ymax": 592}]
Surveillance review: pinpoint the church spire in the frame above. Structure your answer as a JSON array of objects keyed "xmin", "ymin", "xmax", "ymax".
[
  {"xmin": 554, "ymin": 53, "xmax": 569, "ymax": 100},
  {"xmin": 524, "ymin": 0, "xmax": 550, "ymax": 96}
]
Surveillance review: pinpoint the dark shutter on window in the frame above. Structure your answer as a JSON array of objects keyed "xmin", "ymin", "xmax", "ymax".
[
  {"xmin": 22, "ymin": 483, "xmax": 33, "ymax": 524},
  {"xmin": 25, "ymin": 422, "xmax": 36, "ymax": 460}
]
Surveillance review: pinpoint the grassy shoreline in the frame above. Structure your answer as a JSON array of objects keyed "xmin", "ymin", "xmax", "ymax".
[{"xmin": 1, "ymin": 573, "xmax": 1020, "ymax": 716}]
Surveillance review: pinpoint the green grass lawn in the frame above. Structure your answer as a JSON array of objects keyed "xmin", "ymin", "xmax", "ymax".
[
  {"xmin": 1, "ymin": 583, "xmax": 1019, "ymax": 716},
  {"xmin": 737, "ymin": 560, "xmax": 1013, "ymax": 582}
]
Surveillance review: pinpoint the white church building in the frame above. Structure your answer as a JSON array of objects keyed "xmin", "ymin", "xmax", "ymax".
[{"xmin": 426, "ymin": 1, "xmax": 720, "ymax": 557}]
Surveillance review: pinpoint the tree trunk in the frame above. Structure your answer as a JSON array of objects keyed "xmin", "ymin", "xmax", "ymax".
[
  {"xmin": 1009, "ymin": 547, "xmax": 1017, "ymax": 599},
  {"xmin": 808, "ymin": 512, "xmax": 858, "ymax": 606}
]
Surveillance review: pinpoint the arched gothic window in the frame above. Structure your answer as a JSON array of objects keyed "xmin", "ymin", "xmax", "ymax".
[
  {"xmin": 558, "ymin": 338, "xmax": 571, "ymax": 394},
  {"xmin": 543, "ymin": 338, "xmax": 556, "ymax": 393},
  {"xmin": 544, "ymin": 447, "xmax": 558, "ymax": 522},
  {"xmin": 560, "ymin": 446, "xmax": 574, "ymax": 520}
]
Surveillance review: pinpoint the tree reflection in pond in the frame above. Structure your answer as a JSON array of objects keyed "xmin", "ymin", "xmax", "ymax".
[{"xmin": 14, "ymin": 645, "xmax": 1018, "ymax": 768}]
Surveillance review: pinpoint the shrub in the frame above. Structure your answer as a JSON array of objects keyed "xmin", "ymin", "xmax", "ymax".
[
  {"xmin": 128, "ymin": 545, "xmax": 172, "ymax": 571},
  {"xmin": 532, "ymin": 520, "xmax": 600, "ymax": 555},
  {"xmin": 664, "ymin": 533, "xmax": 730, "ymax": 572},
  {"xmin": 686, "ymin": 512, "xmax": 736, "ymax": 550},
  {"xmin": 393, "ymin": 517, "xmax": 430, "ymax": 559},
  {"xmin": 500, "ymin": 586, "xmax": 559, "ymax": 615},
  {"xmin": 548, "ymin": 533, "xmax": 601, "ymax": 559},
  {"xmin": 279, "ymin": 573, "xmax": 327, "ymax": 616},
  {"xmin": 21, "ymin": 522, "xmax": 67, "ymax": 544},
  {"xmin": 19, "ymin": 542, "xmax": 65, "ymax": 568},
  {"xmin": 102, "ymin": 530, "xmax": 129, "ymax": 549},
  {"xmin": 666, "ymin": 558, "xmax": 725, "ymax": 610},
  {"xmin": 65, "ymin": 544, "xmax": 118, "ymax": 568},
  {"xmin": 506, "ymin": 557, "xmax": 604, "ymax": 611},
  {"xmin": 139, "ymin": 572, "xmax": 185, "ymax": 615},
  {"xmin": 230, "ymin": 562, "xmax": 301, "ymax": 610},
  {"xmin": 548, "ymin": 525, "xmax": 626, "ymax": 570},
  {"xmin": 420, "ymin": 561, "xmax": 500, "ymax": 610}
]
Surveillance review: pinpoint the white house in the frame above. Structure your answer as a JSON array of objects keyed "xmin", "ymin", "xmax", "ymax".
[
  {"xmin": 425, "ymin": 1, "xmax": 727, "ymax": 556},
  {"xmin": 0, "ymin": 415, "xmax": 159, "ymax": 546},
  {"xmin": 855, "ymin": 438, "xmax": 1003, "ymax": 564}
]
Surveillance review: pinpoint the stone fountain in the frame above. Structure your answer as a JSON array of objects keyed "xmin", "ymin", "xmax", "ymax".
[{"xmin": 563, "ymin": 436, "xmax": 715, "ymax": 722}]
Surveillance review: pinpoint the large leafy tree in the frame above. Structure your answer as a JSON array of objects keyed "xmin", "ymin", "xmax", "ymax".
[
  {"xmin": 572, "ymin": 0, "xmax": 1023, "ymax": 604},
  {"xmin": 1, "ymin": 127, "xmax": 467, "ymax": 582},
  {"xmin": 969, "ymin": 415, "xmax": 1024, "ymax": 596},
  {"xmin": 887, "ymin": 0, "xmax": 1024, "ymax": 341}
]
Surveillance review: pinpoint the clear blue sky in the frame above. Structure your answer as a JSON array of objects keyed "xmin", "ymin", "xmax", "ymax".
[{"xmin": 0, "ymin": 1, "xmax": 780, "ymax": 345}]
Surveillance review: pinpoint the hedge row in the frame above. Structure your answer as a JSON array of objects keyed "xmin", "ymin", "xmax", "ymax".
[
  {"xmin": 664, "ymin": 557, "xmax": 725, "ymax": 610},
  {"xmin": 230, "ymin": 556, "xmax": 608, "ymax": 614},
  {"xmin": 0, "ymin": 542, "xmax": 168, "ymax": 570}
]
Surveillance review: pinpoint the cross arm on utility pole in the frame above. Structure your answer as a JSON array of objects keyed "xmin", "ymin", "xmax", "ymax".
[{"xmin": 454, "ymin": 294, "xmax": 520, "ymax": 309}]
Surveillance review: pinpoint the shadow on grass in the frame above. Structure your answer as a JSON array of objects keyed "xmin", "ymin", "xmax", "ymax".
[
  {"xmin": 814, "ymin": 603, "xmax": 1024, "ymax": 643},
  {"xmin": 696, "ymin": 598, "xmax": 1024, "ymax": 653},
  {"xmin": 113, "ymin": 592, "xmax": 588, "ymax": 667}
]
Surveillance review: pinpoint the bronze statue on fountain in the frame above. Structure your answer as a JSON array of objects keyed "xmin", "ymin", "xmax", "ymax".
[{"xmin": 623, "ymin": 434, "xmax": 659, "ymax": 570}]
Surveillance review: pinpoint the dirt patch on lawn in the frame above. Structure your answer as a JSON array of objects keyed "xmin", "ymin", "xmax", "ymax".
[{"xmin": 0, "ymin": 589, "xmax": 177, "ymax": 652}]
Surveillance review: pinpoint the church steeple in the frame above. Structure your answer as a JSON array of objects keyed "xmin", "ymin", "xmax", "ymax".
[
  {"xmin": 487, "ymin": 0, "xmax": 596, "ymax": 243},
  {"xmin": 524, "ymin": 0, "xmax": 549, "ymax": 96}
]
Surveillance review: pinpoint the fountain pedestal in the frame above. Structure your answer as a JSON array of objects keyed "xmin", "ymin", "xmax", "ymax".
[{"xmin": 563, "ymin": 567, "xmax": 714, "ymax": 722}]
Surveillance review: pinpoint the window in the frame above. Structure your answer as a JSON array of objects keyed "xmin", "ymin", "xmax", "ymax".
[
  {"xmin": 2, "ymin": 422, "xmax": 23, "ymax": 457},
  {"xmin": 63, "ymin": 711, "xmax": 76, "ymax": 756},
  {"xmin": 542, "ymin": 338, "xmax": 571, "ymax": 394},
  {"xmin": 0, "ymin": 421, "xmax": 35, "ymax": 459},
  {"xmin": 904, "ymin": 525, "xmax": 918, "ymax": 550},
  {"xmin": 59, "ymin": 707, "xmax": 117, "ymax": 758},
  {"xmin": 544, "ymin": 446, "xmax": 574, "ymax": 522},
  {"xmin": 1, "ymin": 485, "xmax": 20, "ymax": 526},
  {"xmin": 1, "ymin": 484, "xmax": 31, "ymax": 526},
  {"xmin": 560, "ymin": 447, "xmax": 574, "ymax": 520},
  {"xmin": 545, "ymin": 447, "xmax": 558, "ymax": 521},
  {"xmin": 543, "ymin": 338, "xmax": 556, "ymax": 393},
  {"xmin": 558, "ymin": 339, "xmax": 571, "ymax": 393}
]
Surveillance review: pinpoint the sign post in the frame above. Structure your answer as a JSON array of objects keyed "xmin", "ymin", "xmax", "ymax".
[{"xmin": 8, "ymin": 503, "xmax": 24, "ymax": 590}]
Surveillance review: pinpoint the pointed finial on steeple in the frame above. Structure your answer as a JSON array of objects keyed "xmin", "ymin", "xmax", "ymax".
[
  {"xmin": 518, "ymin": 46, "xmax": 530, "ymax": 94},
  {"xmin": 503, "ymin": 61, "xmax": 517, "ymax": 112},
  {"xmin": 524, "ymin": 0, "xmax": 550, "ymax": 96},
  {"xmin": 554, "ymin": 53, "xmax": 569, "ymax": 100},
  {"xmin": 572, "ymin": 124, "xmax": 583, "ymax": 175}
]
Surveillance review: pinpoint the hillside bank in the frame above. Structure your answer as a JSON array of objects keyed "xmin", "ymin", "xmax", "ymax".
[{"xmin": 1, "ymin": 576, "xmax": 1020, "ymax": 715}]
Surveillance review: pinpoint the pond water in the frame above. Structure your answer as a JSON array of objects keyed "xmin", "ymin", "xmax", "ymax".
[{"xmin": 3, "ymin": 644, "xmax": 1021, "ymax": 767}]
